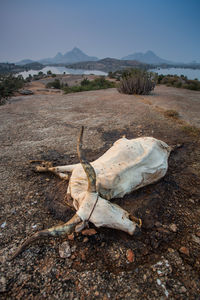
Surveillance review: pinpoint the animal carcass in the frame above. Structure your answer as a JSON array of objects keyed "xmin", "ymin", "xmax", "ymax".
[{"xmin": 10, "ymin": 126, "xmax": 171, "ymax": 259}]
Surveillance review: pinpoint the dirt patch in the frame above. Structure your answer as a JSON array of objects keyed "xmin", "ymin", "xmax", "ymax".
[{"xmin": 0, "ymin": 86, "xmax": 200, "ymax": 299}]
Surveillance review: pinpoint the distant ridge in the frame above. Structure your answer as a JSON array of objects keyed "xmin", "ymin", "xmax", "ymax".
[
  {"xmin": 16, "ymin": 59, "xmax": 36, "ymax": 65},
  {"xmin": 66, "ymin": 57, "xmax": 148, "ymax": 72},
  {"xmin": 122, "ymin": 50, "xmax": 173, "ymax": 65},
  {"xmin": 15, "ymin": 47, "xmax": 98, "ymax": 65},
  {"xmin": 39, "ymin": 47, "xmax": 98, "ymax": 64}
]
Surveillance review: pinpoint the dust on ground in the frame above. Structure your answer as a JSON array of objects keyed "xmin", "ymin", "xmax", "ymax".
[{"xmin": 0, "ymin": 83, "xmax": 200, "ymax": 299}]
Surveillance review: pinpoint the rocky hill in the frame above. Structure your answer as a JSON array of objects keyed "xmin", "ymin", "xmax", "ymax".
[
  {"xmin": 122, "ymin": 50, "xmax": 173, "ymax": 65},
  {"xmin": 38, "ymin": 47, "xmax": 98, "ymax": 65},
  {"xmin": 66, "ymin": 57, "xmax": 148, "ymax": 72}
]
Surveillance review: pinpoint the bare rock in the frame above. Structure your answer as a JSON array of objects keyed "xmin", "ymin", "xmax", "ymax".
[
  {"xmin": 59, "ymin": 241, "xmax": 71, "ymax": 258},
  {"xmin": 19, "ymin": 89, "xmax": 34, "ymax": 95},
  {"xmin": 169, "ymin": 223, "xmax": 178, "ymax": 232}
]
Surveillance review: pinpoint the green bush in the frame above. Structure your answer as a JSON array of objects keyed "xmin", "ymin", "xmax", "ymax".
[
  {"xmin": 157, "ymin": 74, "xmax": 200, "ymax": 91},
  {"xmin": 81, "ymin": 78, "xmax": 90, "ymax": 86},
  {"xmin": 63, "ymin": 77, "xmax": 115, "ymax": 94},
  {"xmin": 46, "ymin": 79, "xmax": 62, "ymax": 89},
  {"xmin": 0, "ymin": 74, "xmax": 25, "ymax": 104},
  {"xmin": 118, "ymin": 69, "xmax": 156, "ymax": 95}
]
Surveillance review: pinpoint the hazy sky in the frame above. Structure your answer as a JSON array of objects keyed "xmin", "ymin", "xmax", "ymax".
[{"xmin": 0, "ymin": 0, "xmax": 200, "ymax": 63}]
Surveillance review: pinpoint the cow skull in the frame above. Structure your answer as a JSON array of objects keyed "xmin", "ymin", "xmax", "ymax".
[{"xmin": 10, "ymin": 127, "xmax": 171, "ymax": 259}]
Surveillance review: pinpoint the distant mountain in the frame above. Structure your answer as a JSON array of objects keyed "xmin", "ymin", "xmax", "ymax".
[
  {"xmin": 39, "ymin": 47, "xmax": 98, "ymax": 64},
  {"xmin": 16, "ymin": 59, "xmax": 36, "ymax": 65},
  {"xmin": 122, "ymin": 50, "xmax": 173, "ymax": 65},
  {"xmin": 66, "ymin": 57, "xmax": 148, "ymax": 72}
]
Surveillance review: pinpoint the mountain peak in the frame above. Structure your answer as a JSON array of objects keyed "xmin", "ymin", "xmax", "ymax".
[
  {"xmin": 39, "ymin": 47, "xmax": 98, "ymax": 64},
  {"xmin": 72, "ymin": 47, "xmax": 81, "ymax": 52},
  {"xmin": 55, "ymin": 52, "xmax": 63, "ymax": 59},
  {"xmin": 121, "ymin": 50, "xmax": 173, "ymax": 65},
  {"xmin": 145, "ymin": 50, "xmax": 155, "ymax": 55}
]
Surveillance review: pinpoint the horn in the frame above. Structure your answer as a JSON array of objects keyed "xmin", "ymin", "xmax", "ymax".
[
  {"xmin": 9, "ymin": 214, "xmax": 81, "ymax": 260},
  {"xmin": 77, "ymin": 126, "xmax": 96, "ymax": 193}
]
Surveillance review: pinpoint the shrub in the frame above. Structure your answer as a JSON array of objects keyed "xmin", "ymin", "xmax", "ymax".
[
  {"xmin": 63, "ymin": 76, "xmax": 115, "ymax": 94},
  {"xmin": 118, "ymin": 69, "xmax": 156, "ymax": 95},
  {"xmin": 174, "ymin": 81, "xmax": 182, "ymax": 88},
  {"xmin": 157, "ymin": 74, "xmax": 200, "ymax": 91},
  {"xmin": 81, "ymin": 78, "xmax": 90, "ymax": 86},
  {"xmin": 164, "ymin": 110, "xmax": 179, "ymax": 119},
  {"xmin": 0, "ymin": 74, "xmax": 25, "ymax": 104},
  {"xmin": 46, "ymin": 79, "xmax": 62, "ymax": 89}
]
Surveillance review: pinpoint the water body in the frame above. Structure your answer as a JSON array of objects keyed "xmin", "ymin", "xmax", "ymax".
[
  {"xmin": 150, "ymin": 67, "xmax": 200, "ymax": 80},
  {"xmin": 18, "ymin": 66, "xmax": 107, "ymax": 79}
]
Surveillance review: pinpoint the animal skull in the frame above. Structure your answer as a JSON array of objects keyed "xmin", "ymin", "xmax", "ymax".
[{"xmin": 10, "ymin": 127, "xmax": 171, "ymax": 259}]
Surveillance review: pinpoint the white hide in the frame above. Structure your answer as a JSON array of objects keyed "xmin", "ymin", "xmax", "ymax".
[
  {"xmin": 67, "ymin": 137, "xmax": 171, "ymax": 234},
  {"xmin": 75, "ymin": 192, "xmax": 137, "ymax": 234}
]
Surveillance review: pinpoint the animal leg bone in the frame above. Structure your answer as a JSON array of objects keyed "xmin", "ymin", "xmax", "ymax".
[
  {"xmin": 32, "ymin": 161, "xmax": 79, "ymax": 180},
  {"xmin": 9, "ymin": 214, "xmax": 82, "ymax": 260}
]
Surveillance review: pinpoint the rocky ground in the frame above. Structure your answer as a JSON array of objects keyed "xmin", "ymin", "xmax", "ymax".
[{"xmin": 0, "ymin": 82, "xmax": 200, "ymax": 299}]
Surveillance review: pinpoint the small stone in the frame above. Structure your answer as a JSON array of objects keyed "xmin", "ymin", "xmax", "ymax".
[
  {"xmin": 80, "ymin": 251, "xmax": 86, "ymax": 261},
  {"xmin": 115, "ymin": 252, "xmax": 120, "ymax": 259},
  {"xmin": 59, "ymin": 241, "xmax": 71, "ymax": 258},
  {"xmin": 180, "ymin": 286, "xmax": 187, "ymax": 293},
  {"xmin": 0, "ymin": 276, "xmax": 7, "ymax": 292},
  {"xmin": 126, "ymin": 249, "xmax": 135, "ymax": 263},
  {"xmin": 179, "ymin": 246, "xmax": 189, "ymax": 256},
  {"xmin": 169, "ymin": 224, "xmax": 177, "ymax": 232},
  {"xmin": 196, "ymin": 231, "xmax": 200, "ymax": 237},
  {"xmin": 46, "ymin": 178, "xmax": 50, "ymax": 182},
  {"xmin": 168, "ymin": 248, "xmax": 175, "ymax": 253},
  {"xmin": 189, "ymin": 198, "xmax": 195, "ymax": 204},
  {"xmin": 192, "ymin": 234, "xmax": 200, "ymax": 245},
  {"xmin": 82, "ymin": 228, "xmax": 97, "ymax": 236},
  {"xmin": 0, "ymin": 221, "xmax": 6, "ymax": 228},
  {"xmin": 155, "ymin": 221, "xmax": 162, "ymax": 227},
  {"xmin": 95, "ymin": 291, "xmax": 99, "ymax": 296},
  {"xmin": 83, "ymin": 237, "xmax": 89, "ymax": 243},
  {"xmin": 68, "ymin": 233, "xmax": 74, "ymax": 240},
  {"xmin": 71, "ymin": 254, "xmax": 76, "ymax": 260}
]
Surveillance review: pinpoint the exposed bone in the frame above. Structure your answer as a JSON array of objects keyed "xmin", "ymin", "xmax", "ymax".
[{"xmin": 10, "ymin": 127, "xmax": 171, "ymax": 259}]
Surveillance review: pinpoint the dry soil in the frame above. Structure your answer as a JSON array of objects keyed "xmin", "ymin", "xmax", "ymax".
[{"xmin": 0, "ymin": 82, "xmax": 200, "ymax": 299}]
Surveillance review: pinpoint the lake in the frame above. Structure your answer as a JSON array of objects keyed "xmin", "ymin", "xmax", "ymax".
[
  {"xmin": 18, "ymin": 66, "xmax": 200, "ymax": 81},
  {"xmin": 18, "ymin": 66, "xmax": 107, "ymax": 79},
  {"xmin": 150, "ymin": 67, "xmax": 200, "ymax": 80}
]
